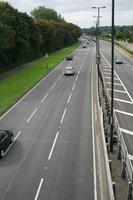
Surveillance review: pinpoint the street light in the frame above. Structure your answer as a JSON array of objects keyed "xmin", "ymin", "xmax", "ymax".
[
  {"xmin": 110, "ymin": 0, "xmax": 115, "ymax": 152},
  {"xmin": 92, "ymin": 6, "xmax": 106, "ymax": 94}
]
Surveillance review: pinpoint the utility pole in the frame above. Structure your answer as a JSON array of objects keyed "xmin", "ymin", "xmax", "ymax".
[{"xmin": 110, "ymin": 0, "xmax": 115, "ymax": 152}]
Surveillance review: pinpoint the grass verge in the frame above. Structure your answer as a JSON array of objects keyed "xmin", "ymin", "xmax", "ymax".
[{"xmin": 0, "ymin": 42, "xmax": 80, "ymax": 114}]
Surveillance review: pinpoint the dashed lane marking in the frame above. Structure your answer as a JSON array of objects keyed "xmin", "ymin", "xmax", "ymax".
[
  {"xmin": 48, "ymin": 132, "xmax": 59, "ymax": 160},
  {"xmin": 34, "ymin": 178, "xmax": 44, "ymax": 200},
  {"xmin": 27, "ymin": 108, "xmax": 37, "ymax": 123},
  {"xmin": 41, "ymin": 93, "xmax": 49, "ymax": 103},
  {"xmin": 60, "ymin": 108, "xmax": 67, "ymax": 124}
]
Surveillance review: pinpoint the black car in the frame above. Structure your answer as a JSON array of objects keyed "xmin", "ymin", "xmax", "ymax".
[
  {"xmin": 115, "ymin": 58, "xmax": 123, "ymax": 64},
  {"xmin": 66, "ymin": 55, "xmax": 73, "ymax": 60},
  {"xmin": 0, "ymin": 130, "xmax": 14, "ymax": 158}
]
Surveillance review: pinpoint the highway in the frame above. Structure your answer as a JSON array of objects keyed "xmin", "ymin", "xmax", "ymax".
[
  {"xmin": 100, "ymin": 40, "xmax": 133, "ymax": 165},
  {"xmin": 0, "ymin": 43, "xmax": 95, "ymax": 200}
]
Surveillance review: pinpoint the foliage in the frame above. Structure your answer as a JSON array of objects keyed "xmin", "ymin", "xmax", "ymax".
[
  {"xmin": 0, "ymin": 2, "xmax": 81, "ymax": 72},
  {"xmin": 83, "ymin": 25, "xmax": 133, "ymax": 42}
]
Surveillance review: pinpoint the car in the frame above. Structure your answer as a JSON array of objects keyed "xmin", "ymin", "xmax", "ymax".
[
  {"xmin": 115, "ymin": 58, "xmax": 123, "ymax": 64},
  {"xmin": 64, "ymin": 66, "xmax": 75, "ymax": 75},
  {"xmin": 66, "ymin": 55, "xmax": 73, "ymax": 61},
  {"xmin": 83, "ymin": 44, "xmax": 87, "ymax": 48},
  {"xmin": 0, "ymin": 130, "xmax": 14, "ymax": 158}
]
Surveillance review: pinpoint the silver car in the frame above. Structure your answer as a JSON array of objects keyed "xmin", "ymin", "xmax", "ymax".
[{"xmin": 64, "ymin": 66, "xmax": 75, "ymax": 75}]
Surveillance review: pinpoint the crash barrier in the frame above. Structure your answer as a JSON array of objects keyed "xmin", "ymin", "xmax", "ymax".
[
  {"xmin": 99, "ymin": 55, "xmax": 133, "ymax": 199},
  {"xmin": 96, "ymin": 64, "xmax": 115, "ymax": 200}
]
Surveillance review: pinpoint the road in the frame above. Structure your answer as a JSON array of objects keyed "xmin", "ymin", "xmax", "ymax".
[
  {"xmin": 100, "ymin": 40, "xmax": 133, "ymax": 162},
  {"xmin": 0, "ymin": 43, "xmax": 95, "ymax": 200}
]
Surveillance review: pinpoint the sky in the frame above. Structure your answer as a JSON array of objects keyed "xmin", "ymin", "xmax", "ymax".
[{"xmin": 5, "ymin": 0, "xmax": 133, "ymax": 28}]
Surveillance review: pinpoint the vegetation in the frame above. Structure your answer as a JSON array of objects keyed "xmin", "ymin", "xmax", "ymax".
[
  {"xmin": 0, "ymin": 2, "xmax": 81, "ymax": 73},
  {"xmin": 0, "ymin": 42, "xmax": 80, "ymax": 114},
  {"xmin": 82, "ymin": 25, "xmax": 133, "ymax": 42}
]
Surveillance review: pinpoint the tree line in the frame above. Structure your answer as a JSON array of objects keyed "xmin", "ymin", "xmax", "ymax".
[
  {"xmin": 82, "ymin": 25, "xmax": 133, "ymax": 42},
  {"xmin": 0, "ymin": 2, "xmax": 81, "ymax": 72}
]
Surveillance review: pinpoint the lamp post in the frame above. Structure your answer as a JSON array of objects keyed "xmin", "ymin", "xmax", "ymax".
[
  {"xmin": 92, "ymin": 6, "xmax": 106, "ymax": 93},
  {"xmin": 110, "ymin": 0, "xmax": 115, "ymax": 152}
]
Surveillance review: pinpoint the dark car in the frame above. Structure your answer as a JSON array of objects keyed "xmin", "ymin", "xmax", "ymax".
[
  {"xmin": 115, "ymin": 58, "xmax": 123, "ymax": 64},
  {"xmin": 0, "ymin": 130, "xmax": 14, "ymax": 158},
  {"xmin": 83, "ymin": 44, "xmax": 87, "ymax": 48},
  {"xmin": 66, "ymin": 55, "xmax": 73, "ymax": 61}
]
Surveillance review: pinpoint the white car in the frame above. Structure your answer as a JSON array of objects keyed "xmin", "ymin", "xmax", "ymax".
[{"xmin": 64, "ymin": 66, "xmax": 75, "ymax": 75}]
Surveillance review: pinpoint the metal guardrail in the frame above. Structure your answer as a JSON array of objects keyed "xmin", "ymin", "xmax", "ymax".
[{"xmin": 99, "ymin": 56, "xmax": 133, "ymax": 199}]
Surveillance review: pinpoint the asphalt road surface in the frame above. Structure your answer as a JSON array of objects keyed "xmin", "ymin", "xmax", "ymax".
[
  {"xmin": 100, "ymin": 40, "xmax": 133, "ymax": 164},
  {"xmin": 0, "ymin": 43, "xmax": 95, "ymax": 200}
]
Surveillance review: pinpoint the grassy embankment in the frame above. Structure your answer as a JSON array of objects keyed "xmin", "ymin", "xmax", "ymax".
[{"xmin": 0, "ymin": 43, "xmax": 80, "ymax": 114}]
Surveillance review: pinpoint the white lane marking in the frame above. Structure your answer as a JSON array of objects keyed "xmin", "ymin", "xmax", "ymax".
[
  {"xmin": 14, "ymin": 131, "xmax": 21, "ymax": 141},
  {"xmin": 57, "ymin": 75, "xmax": 61, "ymax": 81},
  {"xmin": 27, "ymin": 108, "xmax": 37, "ymax": 123},
  {"xmin": 101, "ymin": 52, "xmax": 133, "ymax": 103},
  {"xmin": 72, "ymin": 83, "xmax": 75, "ymax": 91},
  {"xmin": 91, "ymin": 56, "xmax": 97, "ymax": 200},
  {"xmin": 75, "ymin": 75, "xmax": 78, "ymax": 82},
  {"xmin": 4, "ymin": 131, "xmax": 21, "ymax": 156},
  {"xmin": 0, "ymin": 60, "xmax": 65, "ymax": 121},
  {"xmin": 48, "ymin": 132, "xmax": 59, "ymax": 160},
  {"xmin": 105, "ymin": 82, "xmax": 122, "ymax": 86},
  {"xmin": 60, "ymin": 108, "xmax": 67, "ymax": 124},
  {"xmin": 107, "ymin": 88, "xmax": 127, "ymax": 93},
  {"xmin": 50, "ymin": 83, "xmax": 56, "ymax": 91},
  {"xmin": 34, "ymin": 178, "xmax": 44, "ymax": 200},
  {"xmin": 128, "ymin": 154, "xmax": 133, "ymax": 160},
  {"xmin": 78, "ymin": 70, "xmax": 80, "ymax": 74},
  {"xmin": 114, "ymin": 98, "xmax": 133, "ymax": 104},
  {"xmin": 67, "ymin": 93, "xmax": 72, "ymax": 104},
  {"xmin": 103, "ymin": 72, "xmax": 111, "ymax": 75},
  {"xmin": 120, "ymin": 128, "xmax": 133, "ymax": 135},
  {"xmin": 41, "ymin": 93, "xmax": 49, "ymax": 103},
  {"xmin": 105, "ymin": 77, "xmax": 119, "ymax": 80},
  {"xmin": 115, "ymin": 109, "xmax": 133, "ymax": 116}
]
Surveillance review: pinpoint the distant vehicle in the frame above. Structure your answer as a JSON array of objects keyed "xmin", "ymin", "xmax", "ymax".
[
  {"xmin": 66, "ymin": 55, "xmax": 73, "ymax": 60},
  {"xmin": 64, "ymin": 66, "xmax": 75, "ymax": 75},
  {"xmin": 87, "ymin": 41, "xmax": 90, "ymax": 44},
  {"xmin": 83, "ymin": 44, "xmax": 87, "ymax": 48},
  {"xmin": 0, "ymin": 130, "xmax": 14, "ymax": 158},
  {"xmin": 115, "ymin": 58, "xmax": 123, "ymax": 64}
]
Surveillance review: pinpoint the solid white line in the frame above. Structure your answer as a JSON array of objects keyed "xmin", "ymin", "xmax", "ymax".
[
  {"xmin": 67, "ymin": 93, "xmax": 72, "ymax": 104},
  {"xmin": 72, "ymin": 83, "xmax": 75, "ymax": 91},
  {"xmin": 27, "ymin": 108, "xmax": 37, "ymax": 123},
  {"xmin": 105, "ymin": 77, "xmax": 119, "ymax": 80},
  {"xmin": 41, "ymin": 93, "xmax": 49, "ymax": 103},
  {"xmin": 107, "ymin": 89, "xmax": 126, "ymax": 93},
  {"xmin": 114, "ymin": 98, "xmax": 133, "ymax": 104},
  {"xmin": 48, "ymin": 132, "xmax": 59, "ymax": 160},
  {"xmin": 61, "ymin": 108, "xmax": 67, "ymax": 124},
  {"xmin": 50, "ymin": 83, "xmax": 56, "ymax": 91},
  {"xmin": 105, "ymin": 82, "xmax": 122, "ymax": 86},
  {"xmin": 120, "ymin": 128, "xmax": 133, "ymax": 136},
  {"xmin": 34, "ymin": 178, "xmax": 44, "ymax": 200},
  {"xmin": 115, "ymin": 109, "xmax": 133, "ymax": 116},
  {"xmin": 91, "ymin": 55, "xmax": 97, "ymax": 200}
]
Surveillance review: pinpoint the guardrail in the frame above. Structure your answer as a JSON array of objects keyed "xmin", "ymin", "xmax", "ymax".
[{"xmin": 99, "ymin": 55, "xmax": 133, "ymax": 199}]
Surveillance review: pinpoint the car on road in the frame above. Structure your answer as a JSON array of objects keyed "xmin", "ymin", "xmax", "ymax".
[
  {"xmin": 0, "ymin": 130, "xmax": 14, "ymax": 158},
  {"xmin": 66, "ymin": 55, "xmax": 73, "ymax": 61},
  {"xmin": 83, "ymin": 44, "xmax": 87, "ymax": 48},
  {"xmin": 64, "ymin": 66, "xmax": 75, "ymax": 76},
  {"xmin": 115, "ymin": 57, "xmax": 123, "ymax": 64}
]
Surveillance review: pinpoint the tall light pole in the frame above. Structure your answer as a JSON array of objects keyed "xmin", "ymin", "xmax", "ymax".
[
  {"xmin": 92, "ymin": 6, "xmax": 106, "ymax": 60},
  {"xmin": 110, "ymin": 0, "xmax": 115, "ymax": 152},
  {"xmin": 92, "ymin": 6, "xmax": 106, "ymax": 93}
]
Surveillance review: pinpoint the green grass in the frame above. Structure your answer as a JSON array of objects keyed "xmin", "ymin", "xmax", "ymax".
[{"xmin": 0, "ymin": 43, "xmax": 80, "ymax": 114}]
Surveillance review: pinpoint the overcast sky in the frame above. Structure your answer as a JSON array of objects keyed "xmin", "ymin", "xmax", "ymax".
[{"xmin": 6, "ymin": 0, "xmax": 133, "ymax": 28}]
